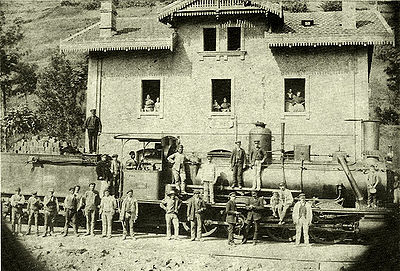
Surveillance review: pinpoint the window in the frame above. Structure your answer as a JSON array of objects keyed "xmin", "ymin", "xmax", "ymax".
[
  {"xmin": 227, "ymin": 27, "xmax": 241, "ymax": 51},
  {"xmin": 284, "ymin": 78, "xmax": 306, "ymax": 113},
  {"xmin": 212, "ymin": 79, "xmax": 231, "ymax": 112},
  {"xmin": 142, "ymin": 80, "xmax": 161, "ymax": 112},
  {"xmin": 203, "ymin": 28, "xmax": 216, "ymax": 51}
]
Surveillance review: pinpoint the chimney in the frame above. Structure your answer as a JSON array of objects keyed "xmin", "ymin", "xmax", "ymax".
[
  {"xmin": 100, "ymin": 0, "xmax": 117, "ymax": 38},
  {"xmin": 342, "ymin": 0, "xmax": 356, "ymax": 30}
]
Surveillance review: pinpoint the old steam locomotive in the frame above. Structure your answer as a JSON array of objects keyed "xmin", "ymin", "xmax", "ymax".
[{"xmin": 1, "ymin": 120, "xmax": 398, "ymax": 244}]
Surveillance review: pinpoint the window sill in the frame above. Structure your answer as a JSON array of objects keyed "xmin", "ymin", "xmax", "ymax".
[
  {"xmin": 138, "ymin": 111, "xmax": 163, "ymax": 119},
  {"xmin": 198, "ymin": 50, "xmax": 246, "ymax": 61},
  {"xmin": 281, "ymin": 112, "xmax": 310, "ymax": 120},
  {"xmin": 209, "ymin": 111, "xmax": 235, "ymax": 119}
]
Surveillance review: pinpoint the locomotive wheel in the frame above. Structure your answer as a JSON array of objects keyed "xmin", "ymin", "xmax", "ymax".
[
  {"xmin": 202, "ymin": 220, "xmax": 218, "ymax": 237},
  {"xmin": 224, "ymin": 214, "xmax": 246, "ymax": 242},
  {"xmin": 266, "ymin": 227, "xmax": 296, "ymax": 242},
  {"xmin": 310, "ymin": 229, "xmax": 347, "ymax": 244}
]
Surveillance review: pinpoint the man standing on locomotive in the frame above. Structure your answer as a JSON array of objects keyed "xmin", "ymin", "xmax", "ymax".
[
  {"xmin": 63, "ymin": 187, "xmax": 78, "ymax": 237},
  {"xmin": 84, "ymin": 108, "xmax": 102, "ymax": 154},
  {"xmin": 278, "ymin": 182, "xmax": 293, "ymax": 225},
  {"xmin": 197, "ymin": 155, "xmax": 217, "ymax": 204},
  {"xmin": 366, "ymin": 165, "xmax": 380, "ymax": 208},
  {"xmin": 160, "ymin": 190, "xmax": 182, "ymax": 240},
  {"xmin": 99, "ymin": 189, "xmax": 117, "ymax": 239},
  {"xmin": 226, "ymin": 192, "xmax": 240, "ymax": 246},
  {"xmin": 242, "ymin": 191, "xmax": 264, "ymax": 245},
  {"xmin": 10, "ymin": 187, "xmax": 25, "ymax": 236},
  {"xmin": 81, "ymin": 183, "xmax": 100, "ymax": 236},
  {"xmin": 43, "ymin": 188, "xmax": 59, "ymax": 237},
  {"xmin": 120, "ymin": 189, "xmax": 138, "ymax": 240},
  {"xmin": 250, "ymin": 140, "xmax": 267, "ymax": 191},
  {"xmin": 393, "ymin": 175, "xmax": 400, "ymax": 206},
  {"xmin": 96, "ymin": 154, "xmax": 111, "ymax": 199},
  {"xmin": 26, "ymin": 191, "xmax": 41, "ymax": 236},
  {"xmin": 292, "ymin": 193, "xmax": 312, "ymax": 246},
  {"xmin": 230, "ymin": 140, "xmax": 246, "ymax": 189},
  {"xmin": 187, "ymin": 190, "xmax": 206, "ymax": 241},
  {"xmin": 167, "ymin": 145, "xmax": 188, "ymax": 193},
  {"xmin": 110, "ymin": 154, "xmax": 121, "ymax": 197}
]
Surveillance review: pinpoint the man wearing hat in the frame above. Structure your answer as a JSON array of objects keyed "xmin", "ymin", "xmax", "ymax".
[
  {"xmin": 120, "ymin": 189, "xmax": 139, "ymax": 240},
  {"xmin": 84, "ymin": 108, "xmax": 102, "ymax": 153},
  {"xmin": 197, "ymin": 155, "xmax": 217, "ymax": 204},
  {"xmin": 43, "ymin": 188, "xmax": 59, "ymax": 237},
  {"xmin": 278, "ymin": 182, "xmax": 293, "ymax": 225},
  {"xmin": 26, "ymin": 191, "xmax": 42, "ymax": 236},
  {"xmin": 110, "ymin": 154, "xmax": 121, "ymax": 197},
  {"xmin": 230, "ymin": 140, "xmax": 246, "ymax": 189},
  {"xmin": 167, "ymin": 145, "xmax": 189, "ymax": 193},
  {"xmin": 10, "ymin": 187, "xmax": 25, "ymax": 236},
  {"xmin": 81, "ymin": 183, "xmax": 100, "ymax": 236},
  {"xmin": 366, "ymin": 165, "xmax": 380, "ymax": 208},
  {"xmin": 160, "ymin": 189, "xmax": 182, "ymax": 240},
  {"xmin": 226, "ymin": 192, "xmax": 240, "ymax": 245},
  {"xmin": 63, "ymin": 187, "xmax": 79, "ymax": 237},
  {"xmin": 125, "ymin": 151, "xmax": 138, "ymax": 170},
  {"xmin": 292, "ymin": 193, "xmax": 312, "ymax": 246},
  {"xmin": 187, "ymin": 190, "xmax": 206, "ymax": 241},
  {"xmin": 250, "ymin": 140, "xmax": 267, "ymax": 190},
  {"xmin": 242, "ymin": 191, "xmax": 264, "ymax": 245},
  {"xmin": 96, "ymin": 154, "xmax": 111, "ymax": 198},
  {"xmin": 99, "ymin": 189, "xmax": 117, "ymax": 238}
]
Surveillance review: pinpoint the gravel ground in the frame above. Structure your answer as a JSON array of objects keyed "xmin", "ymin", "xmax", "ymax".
[{"xmin": 1, "ymin": 221, "xmax": 398, "ymax": 271}]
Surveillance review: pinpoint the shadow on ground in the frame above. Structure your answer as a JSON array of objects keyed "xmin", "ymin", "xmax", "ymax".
[{"xmin": 1, "ymin": 220, "xmax": 49, "ymax": 271}]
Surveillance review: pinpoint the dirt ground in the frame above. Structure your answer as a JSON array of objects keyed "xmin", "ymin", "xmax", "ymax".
[{"xmin": 1, "ymin": 221, "xmax": 398, "ymax": 271}]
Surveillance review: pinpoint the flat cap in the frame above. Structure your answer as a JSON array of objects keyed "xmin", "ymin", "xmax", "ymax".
[
  {"xmin": 90, "ymin": 108, "xmax": 96, "ymax": 112},
  {"xmin": 193, "ymin": 190, "xmax": 201, "ymax": 194},
  {"xmin": 32, "ymin": 191, "xmax": 37, "ymax": 195},
  {"xmin": 167, "ymin": 190, "xmax": 175, "ymax": 195},
  {"xmin": 229, "ymin": 192, "xmax": 236, "ymax": 197},
  {"xmin": 235, "ymin": 140, "xmax": 241, "ymax": 144},
  {"xmin": 48, "ymin": 188, "xmax": 54, "ymax": 192},
  {"xmin": 127, "ymin": 189, "xmax": 133, "ymax": 194},
  {"xmin": 112, "ymin": 154, "xmax": 118, "ymax": 158},
  {"xmin": 279, "ymin": 182, "xmax": 285, "ymax": 187},
  {"xmin": 299, "ymin": 193, "xmax": 306, "ymax": 198}
]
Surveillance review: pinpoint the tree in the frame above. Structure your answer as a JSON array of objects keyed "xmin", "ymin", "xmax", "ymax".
[
  {"xmin": 283, "ymin": 0, "xmax": 308, "ymax": 13},
  {"xmin": 0, "ymin": 11, "xmax": 37, "ymax": 117},
  {"xmin": 35, "ymin": 53, "xmax": 87, "ymax": 146},
  {"xmin": 319, "ymin": 1, "xmax": 341, "ymax": 12}
]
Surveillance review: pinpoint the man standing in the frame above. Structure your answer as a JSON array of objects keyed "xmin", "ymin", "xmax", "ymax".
[
  {"xmin": 74, "ymin": 185, "xmax": 84, "ymax": 230},
  {"xmin": 278, "ymin": 182, "xmax": 293, "ymax": 225},
  {"xmin": 366, "ymin": 165, "xmax": 380, "ymax": 208},
  {"xmin": 242, "ymin": 191, "xmax": 264, "ymax": 245},
  {"xmin": 250, "ymin": 140, "xmax": 267, "ymax": 190},
  {"xmin": 230, "ymin": 141, "xmax": 246, "ymax": 189},
  {"xmin": 167, "ymin": 145, "xmax": 188, "ymax": 193},
  {"xmin": 187, "ymin": 190, "xmax": 206, "ymax": 241},
  {"xmin": 197, "ymin": 155, "xmax": 217, "ymax": 204},
  {"xmin": 84, "ymin": 108, "xmax": 102, "ymax": 154},
  {"xmin": 10, "ymin": 187, "xmax": 25, "ymax": 236},
  {"xmin": 96, "ymin": 154, "xmax": 111, "ymax": 198},
  {"xmin": 99, "ymin": 189, "xmax": 116, "ymax": 239},
  {"xmin": 63, "ymin": 187, "xmax": 78, "ymax": 237},
  {"xmin": 120, "ymin": 189, "xmax": 139, "ymax": 240},
  {"xmin": 160, "ymin": 190, "xmax": 182, "ymax": 240},
  {"xmin": 226, "ymin": 192, "xmax": 240, "ymax": 245},
  {"xmin": 393, "ymin": 176, "xmax": 400, "ymax": 205},
  {"xmin": 110, "ymin": 154, "xmax": 121, "ymax": 197},
  {"xmin": 43, "ymin": 188, "xmax": 59, "ymax": 237},
  {"xmin": 81, "ymin": 183, "xmax": 100, "ymax": 236},
  {"xmin": 26, "ymin": 191, "xmax": 41, "ymax": 236},
  {"xmin": 292, "ymin": 193, "xmax": 312, "ymax": 246}
]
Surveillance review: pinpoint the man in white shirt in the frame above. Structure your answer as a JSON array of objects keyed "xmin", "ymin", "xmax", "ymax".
[
  {"xmin": 197, "ymin": 155, "xmax": 217, "ymax": 204},
  {"xmin": 167, "ymin": 145, "xmax": 188, "ymax": 193}
]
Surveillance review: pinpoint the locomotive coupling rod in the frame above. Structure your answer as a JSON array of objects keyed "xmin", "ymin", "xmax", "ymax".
[{"xmin": 337, "ymin": 155, "xmax": 364, "ymax": 207}]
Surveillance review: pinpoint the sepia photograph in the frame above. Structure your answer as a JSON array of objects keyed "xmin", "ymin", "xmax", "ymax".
[{"xmin": 1, "ymin": 0, "xmax": 399, "ymax": 270}]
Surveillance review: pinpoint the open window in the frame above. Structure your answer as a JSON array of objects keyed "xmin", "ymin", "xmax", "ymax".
[
  {"xmin": 203, "ymin": 28, "xmax": 217, "ymax": 51},
  {"xmin": 227, "ymin": 27, "xmax": 241, "ymax": 51},
  {"xmin": 212, "ymin": 79, "xmax": 231, "ymax": 112},
  {"xmin": 142, "ymin": 80, "xmax": 161, "ymax": 113},
  {"xmin": 284, "ymin": 78, "xmax": 306, "ymax": 113}
]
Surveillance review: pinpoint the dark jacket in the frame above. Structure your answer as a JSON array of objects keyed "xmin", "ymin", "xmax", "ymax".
[
  {"xmin": 230, "ymin": 147, "xmax": 246, "ymax": 167},
  {"xmin": 96, "ymin": 160, "xmax": 110, "ymax": 180},
  {"xmin": 225, "ymin": 200, "xmax": 237, "ymax": 224},
  {"xmin": 246, "ymin": 197, "xmax": 264, "ymax": 221},
  {"xmin": 187, "ymin": 196, "xmax": 206, "ymax": 221},
  {"xmin": 84, "ymin": 115, "xmax": 102, "ymax": 132}
]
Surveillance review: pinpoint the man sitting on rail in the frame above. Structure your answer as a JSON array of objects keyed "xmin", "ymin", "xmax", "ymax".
[
  {"xmin": 292, "ymin": 193, "xmax": 312, "ymax": 246},
  {"xmin": 277, "ymin": 182, "xmax": 293, "ymax": 225},
  {"xmin": 26, "ymin": 191, "xmax": 41, "ymax": 236},
  {"xmin": 81, "ymin": 183, "xmax": 100, "ymax": 236},
  {"xmin": 43, "ymin": 188, "xmax": 59, "ymax": 237},
  {"xmin": 10, "ymin": 187, "xmax": 25, "ymax": 236},
  {"xmin": 120, "ymin": 189, "xmax": 139, "ymax": 240},
  {"xmin": 160, "ymin": 190, "xmax": 182, "ymax": 240}
]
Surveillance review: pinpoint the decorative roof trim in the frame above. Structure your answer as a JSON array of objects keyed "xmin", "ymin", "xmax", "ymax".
[{"xmin": 267, "ymin": 34, "xmax": 395, "ymax": 47}]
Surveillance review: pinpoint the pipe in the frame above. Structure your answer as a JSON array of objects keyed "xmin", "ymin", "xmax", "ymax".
[
  {"xmin": 281, "ymin": 123, "xmax": 286, "ymax": 185},
  {"xmin": 337, "ymin": 155, "xmax": 364, "ymax": 207}
]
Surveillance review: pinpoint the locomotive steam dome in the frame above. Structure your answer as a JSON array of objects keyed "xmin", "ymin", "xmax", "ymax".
[{"xmin": 249, "ymin": 121, "xmax": 272, "ymax": 162}]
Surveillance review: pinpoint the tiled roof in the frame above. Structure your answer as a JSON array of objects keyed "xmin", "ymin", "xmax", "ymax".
[
  {"xmin": 267, "ymin": 10, "xmax": 394, "ymax": 47},
  {"xmin": 60, "ymin": 17, "xmax": 175, "ymax": 52}
]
